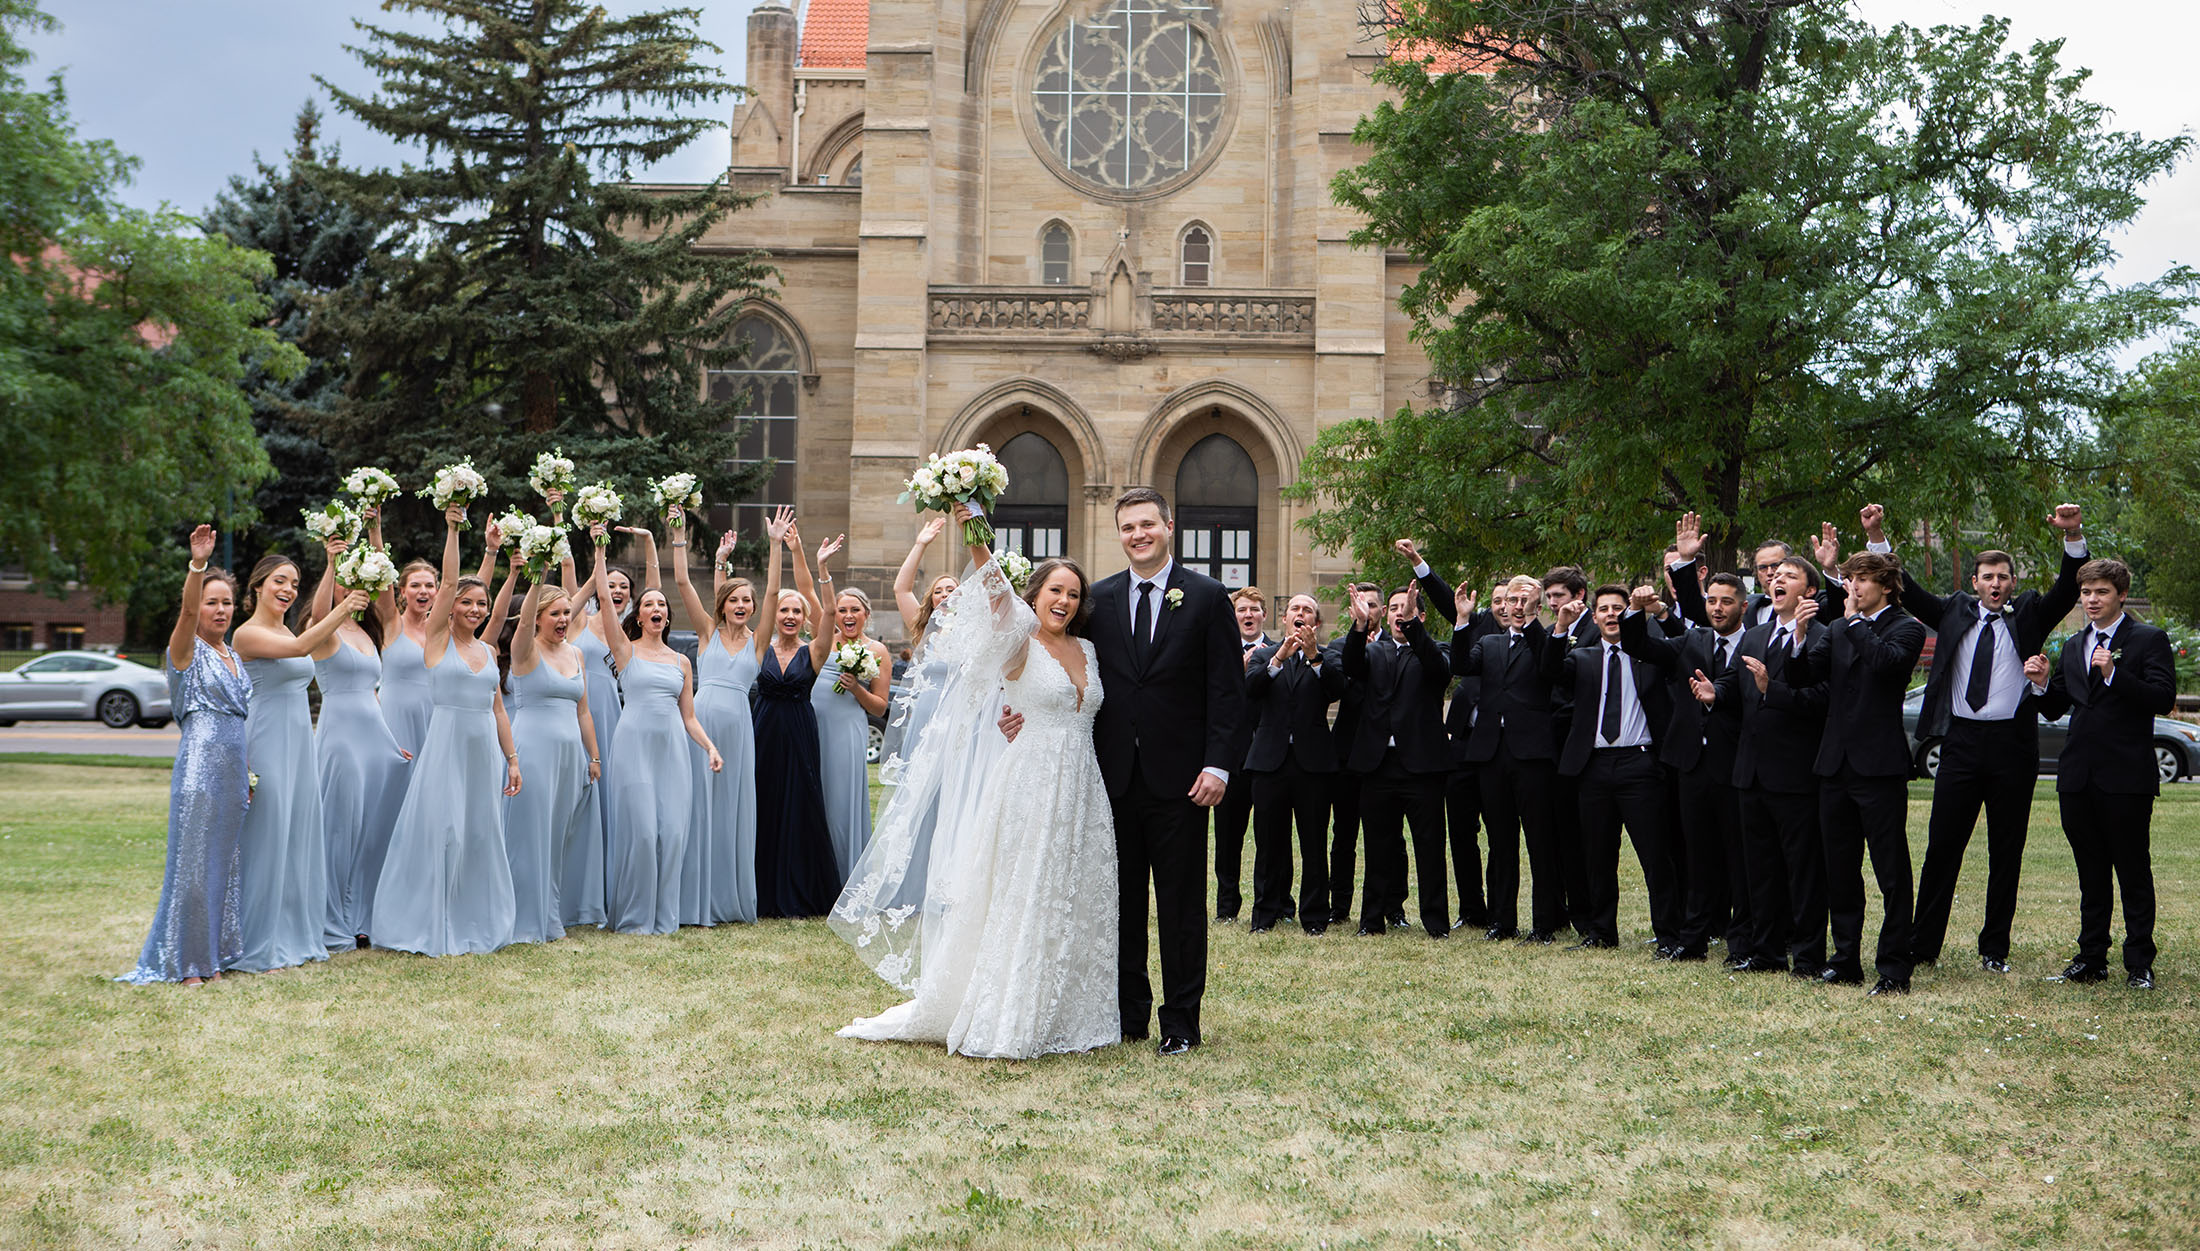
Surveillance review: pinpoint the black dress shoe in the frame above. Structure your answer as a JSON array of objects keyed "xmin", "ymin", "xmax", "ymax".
[
  {"xmin": 1356, "ymin": 923, "xmax": 1384, "ymax": 937},
  {"xmin": 1428, "ymin": 928, "xmax": 1451, "ymax": 940},
  {"xmin": 1248, "ymin": 923, "xmax": 1274, "ymax": 934},
  {"xmin": 1329, "ymin": 910, "xmax": 1351, "ymax": 926},
  {"xmin": 1520, "ymin": 930, "xmax": 1555, "ymax": 945},
  {"xmin": 1788, "ymin": 963, "xmax": 1824, "ymax": 981},
  {"xmin": 1980, "ymin": 957, "xmax": 2011, "ymax": 974},
  {"xmin": 1303, "ymin": 924, "xmax": 1327, "ymax": 937},
  {"xmin": 1664, "ymin": 948, "xmax": 1707, "ymax": 963},
  {"xmin": 2060, "ymin": 959, "xmax": 2109, "ymax": 984},
  {"xmin": 2128, "ymin": 969, "xmax": 2156, "ymax": 989},
  {"xmin": 1385, "ymin": 913, "xmax": 1412, "ymax": 930},
  {"xmin": 1568, "ymin": 937, "xmax": 1617, "ymax": 951},
  {"xmin": 1819, "ymin": 965, "xmax": 1865, "ymax": 986},
  {"xmin": 1734, "ymin": 956, "xmax": 1787, "ymax": 973},
  {"xmin": 1157, "ymin": 1035, "xmax": 1196, "ymax": 1057},
  {"xmin": 1867, "ymin": 976, "xmax": 1910, "ymax": 995},
  {"xmin": 1722, "ymin": 954, "xmax": 1750, "ymax": 970},
  {"xmin": 1484, "ymin": 925, "xmax": 1516, "ymax": 941},
  {"xmin": 1214, "ymin": 913, "xmax": 1240, "ymax": 925},
  {"xmin": 1456, "ymin": 913, "xmax": 1490, "ymax": 932}
]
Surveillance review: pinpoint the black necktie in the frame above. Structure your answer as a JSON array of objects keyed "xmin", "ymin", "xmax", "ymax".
[
  {"xmin": 2089, "ymin": 628, "xmax": 2112, "ymax": 679},
  {"xmin": 1772, "ymin": 626, "xmax": 1789, "ymax": 657},
  {"xmin": 1713, "ymin": 636, "xmax": 1730, "ymax": 672},
  {"xmin": 1965, "ymin": 614, "xmax": 1997, "ymax": 712},
  {"xmin": 1133, "ymin": 581, "xmax": 1155, "ymax": 660},
  {"xmin": 1600, "ymin": 646, "xmax": 1623, "ymax": 743}
]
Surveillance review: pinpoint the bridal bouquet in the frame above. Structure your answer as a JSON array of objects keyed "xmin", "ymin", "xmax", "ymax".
[
  {"xmin": 899, "ymin": 444, "xmax": 1007, "ymax": 546},
  {"xmin": 830, "ymin": 639, "xmax": 879, "ymax": 693},
  {"xmin": 998, "ymin": 548, "xmax": 1033, "ymax": 593},
  {"xmin": 419, "ymin": 460, "xmax": 489, "ymax": 525},
  {"xmin": 528, "ymin": 448, "xmax": 576, "ymax": 503},
  {"xmin": 571, "ymin": 482, "xmax": 623, "ymax": 544},
  {"xmin": 648, "ymin": 472, "xmax": 702, "ymax": 519},
  {"xmin": 492, "ymin": 508, "xmax": 534, "ymax": 550},
  {"xmin": 334, "ymin": 543, "xmax": 399, "ymax": 619},
  {"xmin": 340, "ymin": 466, "xmax": 402, "ymax": 509},
  {"xmin": 302, "ymin": 498, "xmax": 364, "ymax": 546},
  {"xmin": 516, "ymin": 523, "xmax": 572, "ymax": 581}
]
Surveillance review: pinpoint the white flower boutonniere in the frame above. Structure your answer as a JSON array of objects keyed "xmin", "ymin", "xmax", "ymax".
[{"xmin": 1165, "ymin": 588, "xmax": 1184, "ymax": 610}]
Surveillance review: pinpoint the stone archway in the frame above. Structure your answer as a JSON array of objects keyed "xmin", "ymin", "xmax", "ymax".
[{"xmin": 1135, "ymin": 381, "xmax": 1298, "ymax": 600}]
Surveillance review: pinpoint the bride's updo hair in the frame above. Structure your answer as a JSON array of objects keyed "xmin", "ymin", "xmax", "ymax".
[{"xmin": 1021, "ymin": 557, "xmax": 1092, "ymax": 636}]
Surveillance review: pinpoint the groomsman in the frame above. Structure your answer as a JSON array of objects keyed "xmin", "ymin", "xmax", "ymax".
[
  {"xmin": 1541, "ymin": 565, "xmax": 1598, "ymax": 937},
  {"xmin": 1862, "ymin": 503, "xmax": 2089, "ymax": 974},
  {"xmin": 1744, "ymin": 540, "xmax": 1797, "ymax": 628},
  {"xmin": 1401, "ymin": 539, "xmax": 1501, "ymax": 932},
  {"xmin": 1243, "ymin": 594, "xmax": 1346, "ymax": 934},
  {"xmin": 2035, "ymin": 559, "xmax": 2174, "ymax": 989},
  {"xmin": 1791, "ymin": 551, "xmax": 1926, "ymax": 994},
  {"xmin": 1460, "ymin": 576, "xmax": 1564, "ymax": 940},
  {"xmin": 1342, "ymin": 584, "xmax": 1454, "ymax": 936},
  {"xmin": 1698, "ymin": 556, "xmax": 1831, "ymax": 976},
  {"xmin": 1325, "ymin": 582, "xmax": 1385, "ymax": 926},
  {"xmin": 1213, "ymin": 587, "xmax": 1273, "ymax": 923},
  {"xmin": 1542, "ymin": 584, "xmax": 1679, "ymax": 951}
]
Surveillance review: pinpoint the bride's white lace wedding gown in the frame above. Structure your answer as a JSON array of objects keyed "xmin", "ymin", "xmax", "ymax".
[{"xmin": 834, "ymin": 571, "xmax": 1120, "ymax": 1060}]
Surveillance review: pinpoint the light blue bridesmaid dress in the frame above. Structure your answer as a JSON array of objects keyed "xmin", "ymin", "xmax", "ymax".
[
  {"xmin": 370, "ymin": 638, "xmax": 516, "ymax": 955},
  {"xmin": 812, "ymin": 646, "xmax": 875, "ymax": 881},
  {"xmin": 120, "ymin": 644, "xmax": 250, "ymax": 983},
  {"xmin": 504, "ymin": 655, "xmax": 592, "ymax": 944},
  {"xmin": 562, "ymin": 625, "xmax": 618, "ymax": 927},
  {"xmin": 230, "ymin": 653, "xmax": 329, "ymax": 973},
  {"xmin": 605, "ymin": 654, "xmax": 693, "ymax": 934},
  {"xmin": 315, "ymin": 641, "xmax": 411, "ymax": 949},
  {"xmin": 379, "ymin": 626, "xmax": 435, "ymax": 756},
  {"xmin": 685, "ymin": 632, "xmax": 758, "ymax": 925}
]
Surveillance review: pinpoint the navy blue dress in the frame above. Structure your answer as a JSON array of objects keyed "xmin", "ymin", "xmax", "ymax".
[{"xmin": 752, "ymin": 644, "xmax": 841, "ymax": 918}]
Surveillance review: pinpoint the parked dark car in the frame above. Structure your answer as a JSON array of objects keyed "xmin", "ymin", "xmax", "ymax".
[{"xmin": 1901, "ymin": 687, "xmax": 2198, "ymax": 785}]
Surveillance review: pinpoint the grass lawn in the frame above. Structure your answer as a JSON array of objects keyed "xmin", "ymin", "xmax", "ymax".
[{"xmin": 0, "ymin": 762, "xmax": 2194, "ymax": 1248}]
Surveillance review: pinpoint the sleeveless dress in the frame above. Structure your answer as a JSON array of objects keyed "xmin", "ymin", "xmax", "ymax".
[
  {"xmin": 230, "ymin": 653, "xmax": 328, "ymax": 973},
  {"xmin": 839, "ymin": 637, "xmax": 1120, "ymax": 1059},
  {"xmin": 686, "ymin": 633, "xmax": 759, "ymax": 925},
  {"xmin": 315, "ymin": 641, "xmax": 411, "ymax": 949},
  {"xmin": 812, "ymin": 646, "xmax": 875, "ymax": 879},
  {"xmin": 505, "ymin": 655, "xmax": 592, "ymax": 944},
  {"xmin": 605, "ymin": 654, "xmax": 693, "ymax": 934},
  {"xmin": 370, "ymin": 639, "xmax": 516, "ymax": 956},
  {"xmin": 753, "ymin": 645, "xmax": 842, "ymax": 917},
  {"xmin": 379, "ymin": 626, "xmax": 436, "ymax": 756},
  {"xmin": 120, "ymin": 644, "xmax": 251, "ymax": 983},
  {"xmin": 562, "ymin": 625, "xmax": 618, "ymax": 927}
]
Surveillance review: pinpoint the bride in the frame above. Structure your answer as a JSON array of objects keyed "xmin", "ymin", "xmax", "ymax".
[{"xmin": 832, "ymin": 504, "xmax": 1120, "ymax": 1059}]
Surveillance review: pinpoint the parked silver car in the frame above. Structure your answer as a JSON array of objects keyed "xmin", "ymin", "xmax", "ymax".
[
  {"xmin": 1901, "ymin": 688, "xmax": 2197, "ymax": 786},
  {"xmin": 0, "ymin": 651, "xmax": 174, "ymax": 729}
]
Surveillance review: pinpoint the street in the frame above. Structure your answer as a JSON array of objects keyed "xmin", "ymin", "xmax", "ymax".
[{"xmin": 0, "ymin": 722, "xmax": 179, "ymax": 758}]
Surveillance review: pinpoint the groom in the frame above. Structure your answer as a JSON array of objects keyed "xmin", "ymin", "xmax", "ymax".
[{"xmin": 1001, "ymin": 486, "xmax": 1244, "ymax": 1055}]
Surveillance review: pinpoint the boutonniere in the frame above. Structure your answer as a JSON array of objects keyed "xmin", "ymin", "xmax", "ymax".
[{"xmin": 1165, "ymin": 588, "xmax": 1184, "ymax": 610}]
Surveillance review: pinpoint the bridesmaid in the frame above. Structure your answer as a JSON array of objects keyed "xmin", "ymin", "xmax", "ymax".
[
  {"xmin": 548, "ymin": 495, "xmax": 635, "ymax": 929},
  {"xmin": 378, "ymin": 556, "xmax": 439, "ymax": 756},
  {"xmin": 371, "ymin": 506, "xmax": 524, "ymax": 957},
  {"xmin": 812, "ymin": 534, "xmax": 891, "ymax": 880},
  {"xmin": 601, "ymin": 525, "xmax": 722, "ymax": 934},
  {"xmin": 501, "ymin": 580, "xmax": 603, "ymax": 944},
  {"xmin": 120, "ymin": 526, "xmax": 250, "ymax": 986},
  {"xmin": 888, "ymin": 514, "xmax": 959, "ymax": 768},
  {"xmin": 671, "ymin": 518, "xmax": 759, "ymax": 924},
  {"xmin": 751, "ymin": 510, "xmax": 843, "ymax": 917},
  {"xmin": 307, "ymin": 534, "xmax": 414, "ymax": 951},
  {"xmin": 228, "ymin": 553, "xmax": 369, "ymax": 973}
]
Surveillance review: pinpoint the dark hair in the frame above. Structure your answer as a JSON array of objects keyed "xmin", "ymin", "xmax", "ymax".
[
  {"xmin": 1022, "ymin": 557, "xmax": 1093, "ymax": 635},
  {"xmin": 450, "ymin": 575, "xmax": 491, "ymax": 638},
  {"xmin": 1591, "ymin": 582, "xmax": 1631, "ymax": 607},
  {"xmin": 1540, "ymin": 565, "xmax": 1587, "ymax": 597},
  {"xmin": 622, "ymin": 586, "xmax": 670, "ymax": 641},
  {"xmin": 495, "ymin": 609, "xmax": 520, "ymax": 694},
  {"xmin": 1706, "ymin": 572, "xmax": 1747, "ymax": 596},
  {"xmin": 1839, "ymin": 551, "xmax": 1903, "ymax": 595},
  {"xmin": 1113, "ymin": 486, "xmax": 1173, "ymax": 525},
  {"xmin": 1387, "ymin": 584, "xmax": 1416, "ymax": 602},
  {"xmin": 1753, "ymin": 539, "xmax": 1793, "ymax": 561},
  {"xmin": 240, "ymin": 555, "xmax": 300, "ymax": 623},
  {"xmin": 2077, "ymin": 558, "xmax": 2131, "ymax": 595},
  {"xmin": 1775, "ymin": 556, "xmax": 1822, "ymax": 591},
  {"xmin": 351, "ymin": 602, "xmax": 385, "ymax": 651},
  {"xmin": 1971, "ymin": 549, "xmax": 2015, "ymax": 575},
  {"xmin": 1349, "ymin": 580, "xmax": 1382, "ymax": 596}
]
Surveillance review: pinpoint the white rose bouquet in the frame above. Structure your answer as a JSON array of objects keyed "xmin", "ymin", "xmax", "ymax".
[
  {"xmin": 340, "ymin": 466, "xmax": 402, "ymax": 508},
  {"xmin": 492, "ymin": 508, "xmax": 534, "ymax": 549},
  {"xmin": 571, "ymin": 482, "xmax": 623, "ymax": 544},
  {"xmin": 302, "ymin": 498, "xmax": 364, "ymax": 546},
  {"xmin": 998, "ymin": 548, "xmax": 1034, "ymax": 593},
  {"xmin": 648, "ymin": 472, "xmax": 702, "ymax": 519},
  {"xmin": 829, "ymin": 639, "xmax": 880, "ymax": 693},
  {"xmin": 334, "ymin": 543, "xmax": 399, "ymax": 620},
  {"xmin": 418, "ymin": 460, "xmax": 489, "ymax": 526},
  {"xmin": 898, "ymin": 443, "xmax": 1008, "ymax": 546},
  {"xmin": 528, "ymin": 448, "xmax": 576, "ymax": 503},
  {"xmin": 516, "ymin": 524, "xmax": 572, "ymax": 581}
]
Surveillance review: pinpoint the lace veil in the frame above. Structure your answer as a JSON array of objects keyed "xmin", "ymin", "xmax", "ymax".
[{"xmin": 829, "ymin": 557, "xmax": 1033, "ymax": 991}]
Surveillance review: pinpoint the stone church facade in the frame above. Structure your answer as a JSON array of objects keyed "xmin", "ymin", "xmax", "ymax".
[{"xmin": 660, "ymin": 0, "xmax": 1436, "ymax": 621}]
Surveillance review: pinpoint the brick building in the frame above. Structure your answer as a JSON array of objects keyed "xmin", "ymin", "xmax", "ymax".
[{"xmin": 0, "ymin": 579, "xmax": 125, "ymax": 652}]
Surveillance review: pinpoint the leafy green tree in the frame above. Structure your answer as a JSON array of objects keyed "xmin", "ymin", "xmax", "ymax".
[
  {"xmin": 314, "ymin": 0, "xmax": 775, "ymax": 559},
  {"xmin": 2098, "ymin": 337, "xmax": 2200, "ymax": 624},
  {"xmin": 0, "ymin": 0, "xmax": 297, "ymax": 598},
  {"xmin": 1293, "ymin": 0, "xmax": 2194, "ymax": 587}
]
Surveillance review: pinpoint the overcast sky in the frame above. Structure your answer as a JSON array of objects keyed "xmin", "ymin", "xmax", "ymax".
[{"xmin": 24, "ymin": 0, "xmax": 2199, "ymax": 359}]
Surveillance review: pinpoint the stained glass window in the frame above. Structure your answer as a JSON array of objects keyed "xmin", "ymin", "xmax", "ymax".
[{"xmin": 1031, "ymin": 0, "xmax": 1227, "ymax": 193}]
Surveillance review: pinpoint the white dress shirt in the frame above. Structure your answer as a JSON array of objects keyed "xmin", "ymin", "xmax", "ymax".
[
  {"xmin": 1592, "ymin": 638, "xmax": 1652, "ymax": 749},
  {"xmin": 1128, "ymin": 557, "xmax": 1175, "ymax": 640},
  {"xmin": 1950, "ymin": 604, "xmax": 2028, "ymax": 722}
]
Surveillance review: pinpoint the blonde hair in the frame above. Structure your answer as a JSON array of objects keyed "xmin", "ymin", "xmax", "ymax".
[
  {"xmin": 835, "ymin": 586, "xmax": 873, "ymax": 614},
  {"xmin": 913, "ymin": 573, "xmax": 957, "ymax": 642}
]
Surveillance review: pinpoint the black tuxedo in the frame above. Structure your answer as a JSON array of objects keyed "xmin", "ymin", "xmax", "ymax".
[
  {"xmin": 1713, "ymin": 617, "xmax": 1831, "ymax": 970},
  {"xmin": 1419, "ymin": 567, "xmax": 1503, "ymax": 929},
  {"xmin": 1458, "ymin": 624, "xmax": 1562, "ymax": 934},
  {"xmin": 2040, "ymin": 615, "xmax": 2176, "ymax": 974},
  {"xmin": 1792, "ymin": 608, "xmax": 1926, "ymax": 983},
  {"xmin": 1212, "ymin": 633, "xmax": 1273, "ymax": 920},
  {"xmin": 1088, "ymin": 563, "xmax": 1245, "ymax": 1044},
  {"xmin": 1544, "ymin": 612, "xmax": 1601, "ymax": 935},
  {"xmin": 1243, "ymin": 644, "xmax": 1346, "ymax": 931},
  {"xmin": 1342, "ymin": 620, "xmax": 1453, "ymax": 934},
  {"xmin": 1325, "ymin": 634, "xmax": 1367, "ymax": 925},
  {"xmin": 1904, "ymin": 546, "xmax": 2084, "ymax": 967},
  {"xmin": 1542, "ymin": 627, "xmax": 1678, "ymax": 947}
]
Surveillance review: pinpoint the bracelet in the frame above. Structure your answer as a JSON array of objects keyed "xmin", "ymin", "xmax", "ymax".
[
  {"xmin": 671, "ymin": 541, "xmax": 688, "ymax": 548},
  {"xmin": 187, "ymin": 560, "xmax": 208, "ymax": 573},
  {"xmin": 505, "ymin": 752, "xmax": 518, "ymax": 761},
  {"xmin": 590, "ymin": 757, "xmax": 601, "ymax": 764}
]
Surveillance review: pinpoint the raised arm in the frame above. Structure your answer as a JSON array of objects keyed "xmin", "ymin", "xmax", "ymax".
[
  {"xmin": 667, "ymin": 508, "xmax": 712, "ymax": 635},
  {"xmin": 423, "ymin": 506, "xmax": 467, "ymax": 657},
  {"xmin": 587, "ymin": 525, "xmax": 633, "ymax": 672},
  {"xmin": 754, "ymin": 507, "xmax": 791, "ymax": 661},
  {"xmin": 614, "ymin": 524, "xmax": 661, "ymax": 594},
  {"xmin": 308, "ymin": 536, "xmax": 345, "ymax": 625},
  {"xmin": 363, "ymin": 506, "xmax": 400, "ymax": 628},
  {"xmin": 713, "ymin": 530, "xmax": 735, "ymax": 600},
  {"xmin": 795, "ymin": 524, "xmax": 837, "ymax": 633},
  {"xmin": 894, "ymin": 515, "xmax": 951, "ymax": 636},
  {"xmin": 1396, "ymin": 539, "xmax": 1458, "ymax": 627},
  {"xmin": 237, "ymin": 588, "xmax": 370, "ymax": 660},
  {"xmin": 167, "ymin": 525, "xmax": 218, "ymax": 671},
  {"xmin": 483, "ymin": 534, "xmax": 521, "ymax": 656},
  {"xmin": 510, "ymin": 582, "xmax": 543, "ymax": 675}
]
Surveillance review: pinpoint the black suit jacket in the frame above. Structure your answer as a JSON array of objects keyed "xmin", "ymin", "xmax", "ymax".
[
  {"xmin": 1088, "ymin": 564, "xmax": 1246, "ymax": 801},
  {"xmin": 1900, "ymin": 547, "xmax": 2085, "ymax": 741},
  {"xmin": 1671, "ymin": 560, "xmax": 1845, "ymax": 632},
  {"xmin": 1619, "ymin": 610, "xmax": 1743, "ymax": 778},
  {"xmin": 1415, "ymin": 567, "xmax": 1504, "ymax": 755},
  {"xmin": 1540, "ymin": 628, "xmax": 1672, "ymax": 777},
  {"xmin": 1457, "ymin": 622, "xmax": 1559, "ymax": 763},
  {"xmin": 1223, "ymin": 634, "xmax": 1273, "ymax": 768},
  {"xmin": 1243, "ymin": 644, "xmax": 1347, "ymax": 773},
  {"xmin": 1713, "ymin": 618, "xmax": 1829, "ymax": 794},
  {"xmin": 1341, "ymin": 620, "xmax": 1452, "ymax": 774},
  {"xmin": 1791, "ymin": 608, "xmax": 1927, "ymax": 778},
  {"xmin": 2038, "ymin": 616, "xmax": 2178, "ymax": 795}
]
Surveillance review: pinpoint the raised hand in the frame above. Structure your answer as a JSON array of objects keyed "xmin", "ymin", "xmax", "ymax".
[
  {"xmin": 189, "ymin": 524, "xmax": 218, "ymax": 565},
  {"xmin": 335, "ymin": 589, "xmax": 371, "ymax": 617},
  {"xmin": 1631, "ymin": 585, "xmax": 1659, "ymax": 613},
  {"xmin": 1402, "ymin": 583, "xmax": 1423, "ymax": 624},
  {"xmin": 2023, "ymin": 652, "xmax": 2050, "ymax": 687},
  {"xmin": 542, "ymin": 488, "xmax": 565, "ymax": 519},
  {"xmin": 1673, "ymin": 511, "xmax": 1704, "ymax": 563},
  {"xmin": 446, "ymin": 503, "xmax": 468, "ymax": 527},
  {"xmin": 1859, "ymin": 503, "xmax": 1887, "ymax": 545},
  {"xmin": 324, "ymin": 535, "xmax": 350, "ymax": 559},
  {"xmin": 1811, "ymin": 521, "xmax": 1840, "ymax": 571},
  {"xmin": 588, "ymin": 522, "xmax": 608, "ymax": 546},
  {"xmin": 1392, "ymin": 538, "xmax": 1422, "ymax": 566},
  {"xmin": 783, "ymin": 520, "xmax": 802, "ymax": 550},
  {"xmin": 614, "ymin": 525, "xmax": 652, "ymax": 539},
  {"xmin": 2051, "ymin": 503, "xmax": 2084, "ymax": 536},
  {"xmin": 1555, "ymin": 597, "xmax": 1585, "ymax": 632},
  {"xmin": 1743, "ymin": 654, "xmax": 1770, "ymax": 694},
  {"xmin": 1689, "ymin": 668, "xmax": 1717, "ymax": 706},
  {"xmin": 1456, "ymin": 584, "xmax": 1478, "ymax": 620},
  {"xmin": 918, "ymin": 514, "xmax": 949, "ymax": 544},
  {"xmin": 816, "ymin": 532, "xmax": 846, "ymax": 569},
  {"xmin": 667, "ymin": 505, "xmax": 686, "ymax": 532},
  {"xmin": 1793, "ymin": 595, "xmax": 1820, "ymax": 629},
  {"xmin": 716, "ymin": 531, "xmax": 736, "ymax": 563},
  {"xmin": 765, "ymin": 505, "xmax": 794, "ymax": 545},
  {"xmin": 484, "ymin": 519, "xmax": 503, "ymax": 551}
]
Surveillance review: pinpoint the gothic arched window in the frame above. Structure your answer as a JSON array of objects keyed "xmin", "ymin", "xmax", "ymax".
[
  {"xmin": 705, "ymin": 314, "xmax": 801, "ymax": 542},
  {"xmin": 1041, "ymin": 222, "xmax": 1073, "ymax": 286},
  {"xmin": 1174, "ymin": 432, "xmax": 1257, "ymax": 588},
  {"xmin": 994, "ymin": 432, "xmax": 1070, "ymax": 559},
  {"xmin": 1180, "ymin": 225, "xmax": 1212, "ymax": 286}
]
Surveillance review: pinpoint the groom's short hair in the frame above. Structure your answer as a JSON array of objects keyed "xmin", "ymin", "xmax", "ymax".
[{"xmin": 1114, "ymin": 486, "xmax": 1173, "ymax": 524}]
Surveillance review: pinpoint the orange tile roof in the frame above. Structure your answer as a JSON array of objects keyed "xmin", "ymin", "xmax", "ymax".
[{"xmin": 798, "ymin": 0, "xmax": 868, "ymax": 68}]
